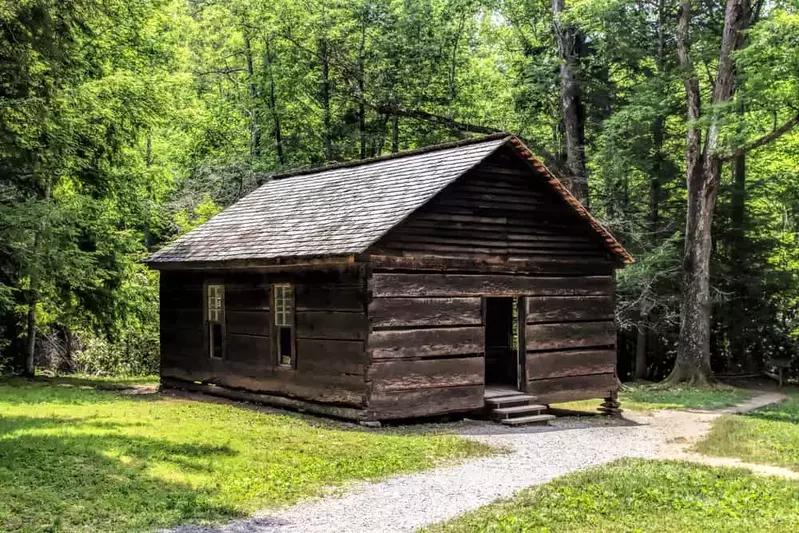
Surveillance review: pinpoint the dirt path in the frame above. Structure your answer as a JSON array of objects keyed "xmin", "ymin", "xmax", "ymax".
[
  {"xmin": 631, "ymin": 391, "xmax": 799, "ymax": 479},
  {"xmin": 165, "ymin": 391, "xmax": 793, "ymax": 533}
]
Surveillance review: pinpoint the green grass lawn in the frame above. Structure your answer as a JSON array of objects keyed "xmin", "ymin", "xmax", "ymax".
[
  {"xmin": 552, "ymin": 384, "xmax": 751, "ymax": 414},
  {"xmin": 695, "ymin": 390, "xmax": 799, "ymax": 472},
  {"xmin": 0, "ymin": 377, "xmax": 490, "ymax": 532},
  {"xmin": 426, "ymin": 459, "xmax": 799, "ymax": 532}
]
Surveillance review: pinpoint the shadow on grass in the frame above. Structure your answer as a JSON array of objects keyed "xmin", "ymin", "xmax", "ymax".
[{"xmin": 0, "ymin": 415, "xmax": 244, "ymax": 532}]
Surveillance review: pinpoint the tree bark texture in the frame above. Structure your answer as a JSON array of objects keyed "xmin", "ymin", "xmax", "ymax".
[
  {"xmin": 552, "ymin": 0, "xmax": 588, "ymax": 204},
  {"xmin": 669, "ymin": 0, "xmax": 749, "ymax": 385},
  {"xmin": 243, "ymin": 33, "xmax": 261, "ymax": 160},
  {"xmin": 358, "ymin": 17, "xmax": 367, "ymax": 159},
  {"xmin": 24, "ymin": 287, "xmax": 37, "ymax": 376},
  {"xmin": 264, "ymin": 37, "xmax": 284, "ymax": 166},
  {"xmin": 319, "ymin": 36, "xmax": 332, "ymax": 161}
]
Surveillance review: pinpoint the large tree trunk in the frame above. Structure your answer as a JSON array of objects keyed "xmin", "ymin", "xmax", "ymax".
[
  {"xmin": 23, "ymin": 286, "xmax": 38, "ymax": 377},
  {"xmin": 668, "ymin": 0, "xmax": 749, "ymax": 385},
  {"xmin": 728, "ymin": 149, "xmax": 749, "ymax": 371},
  {"xmin": 552, "ymin": 0, "xmax": 588, "ymax": 204},
  {"xmin": 243, "ymin": 33, "xmax": 261, "ymax": 160},
  {"xmin": 263, "ymin": 36, "xmax": 284, "ymax": 166},
  {"xmin": 358, "ymin": 16, "xmax": 367, "ymax": 159},
  {"xmin": 391, "ymin": 114, "xmax": 399, "ymax": 153},
  {"xmin": 319, "ymin": 36, "xmax": 332, "ymax": 161}
]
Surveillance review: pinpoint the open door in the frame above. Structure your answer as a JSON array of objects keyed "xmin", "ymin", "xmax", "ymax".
[{"xmin": 484, "ymin": 297, "xmax": 525, "ymax": 390}]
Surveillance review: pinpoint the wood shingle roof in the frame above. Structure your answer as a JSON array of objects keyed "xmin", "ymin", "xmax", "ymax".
[{"xmin": 147, "ymin": 134, "xmax": 632, "ymax": 266}]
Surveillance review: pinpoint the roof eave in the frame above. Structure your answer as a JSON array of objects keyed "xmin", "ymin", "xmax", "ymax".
[{"xmin": 146, "ymin": 254, "xmax": 358, "ymax": 271}]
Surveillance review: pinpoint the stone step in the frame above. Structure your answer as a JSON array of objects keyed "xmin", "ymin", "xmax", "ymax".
[
  {"xmin": 485, "ymin": 394, "xmax": 538, "ymax": 407},
  {"xmin": 492, "ymin": 404, "xmax": 548, "ymax": 419},
  {"xmin": 500, "ymin": 414, "xmax": 556, "ymax": 426}
]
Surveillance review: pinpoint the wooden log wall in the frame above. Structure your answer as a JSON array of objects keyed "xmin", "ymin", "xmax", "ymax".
[
  {"xmin": 524, "ymin": 280, "xmax": 618, "ymax": 404},
  {"xmin": 366, "ymin": 275, "xmax": 486, "ymax": 419},
  {"xmin": 368, "ymin": 145, "xmax": 617, "ymax": 264},
  {"xmin": 159, "ymin": 266, "xmax": 369, "ymax": 409},
  {"xmin": 365, "ymin": 144, "xmax": 621, "ymax": 413}
]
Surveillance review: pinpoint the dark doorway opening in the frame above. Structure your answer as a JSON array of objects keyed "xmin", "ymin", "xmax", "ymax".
[{"xmin": 484, "ymin": 297, "xmax": 524, "ymax": 388}]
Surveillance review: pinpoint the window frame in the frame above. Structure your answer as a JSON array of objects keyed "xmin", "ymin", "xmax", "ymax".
[
  {"xmin": 204, "ymin": 282, "xmax": 226, "ymax": 359},
  {"xmin": 272, "ymin": 283, "xmax": 296, "ymax": 368}
]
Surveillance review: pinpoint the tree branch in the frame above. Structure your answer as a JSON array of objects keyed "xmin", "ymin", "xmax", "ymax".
[{"xmin": 718, "ymin": 113, "xmax": 799, "ymax": 161}]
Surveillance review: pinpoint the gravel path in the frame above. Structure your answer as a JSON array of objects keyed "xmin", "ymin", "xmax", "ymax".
[
  {"xmin": 166, "ymin": 391, "xmax": 788, "ymax": 533},
  {"xmin": 169, "ymin": 417, "xmax": 659, "ymax": 533}
]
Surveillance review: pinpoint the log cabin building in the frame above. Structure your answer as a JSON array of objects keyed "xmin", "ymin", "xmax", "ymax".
[{"xmin": 147, "ymin": 134, "xmax": 633, "ymax": 424}]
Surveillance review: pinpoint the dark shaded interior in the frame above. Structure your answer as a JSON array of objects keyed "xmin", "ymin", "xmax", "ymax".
[{"xmin": 484, "ymin": 297, "xmax": 518, "ymax": 387}]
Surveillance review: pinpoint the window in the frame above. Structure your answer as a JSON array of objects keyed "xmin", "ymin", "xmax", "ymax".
[
  {"xmin": 206, "ymin": 284, "xmax": 225, "ymax": 359},
  {"xmin": 273, "ymin": 284, "xmax": 294, "ymax": 367}
]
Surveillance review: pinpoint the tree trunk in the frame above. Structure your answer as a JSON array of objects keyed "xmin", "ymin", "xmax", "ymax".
[
  {"xmin": 391, "ymin": 114, "xmax": 399, "ymax": 153},
  {"xmin": 23, "ymin": 285, "xmax": 38, "ymax": 377},
  {"xmin": 358, "ymin": 17, "xmax": 367, "ymax": 159},
  {"xmin": 264, "ymin": 36, "xmax": 284, "ymax": 166},
  {"xmin": 319, "ymin": 36, "xmax": 332, "ymax": 161},
  {"xmin": 635, "ymin": 324, "xmax": 647, "ymax": 380},
  {"xmin": 552, "ymin": 0, "xmax": 588, "ymax": 204},
  {"xmin": 243, "ymin": 33, "xmax": 261, "ymax": 160},
  {"xmin": 728, "ymin": 149, "xmax": 749, "ymax": 370},
  {"xmin": 668, "ymin": 0, "xmax": 749, "ymax": 385}
]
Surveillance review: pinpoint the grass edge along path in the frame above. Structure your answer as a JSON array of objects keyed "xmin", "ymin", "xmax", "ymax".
[
  {"xmin": 695, "ymin": 390, "xmax": 799, "ymax": 472},
  {"xmin": 552, "ymin": 384, "xmax": 752, "ymax": 414},
  {"xmin": 0, "ymin": 377, "xmax": 491, "ymax": 533},
  {"xmin": 424, "ymin": 458, "xmax": 799, "ymax": 533}
]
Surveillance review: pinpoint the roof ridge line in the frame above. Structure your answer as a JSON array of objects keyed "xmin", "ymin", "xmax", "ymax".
[{"xmin": 256, "ymin": 132, "xmax": 511, "ymax": 184}]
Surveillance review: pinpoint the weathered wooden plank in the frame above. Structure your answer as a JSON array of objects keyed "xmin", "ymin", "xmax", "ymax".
[
  {"xmin": 296, "ymin": 311, "xmax": 368, "ymax": 340},
  {"xmin": 371, "ymin": 273, "xmax": 614, "ymax": 298},
  {"xmin": 160, "ymin": 327, "xmax": 205, "ymax": 365},
  {"xmin": 526, "ymin": 373, "xmax": 617, "ymax": 404},
  {"xmin": 161, "ymin": 362, "xmax": 367, "ymax": 406},
  {"xmin": 160, "ymin": 378, "xmax": 367, "ymax": 421},
  {"xmin": 367, "ymin": 385, "xmax": 484, "ymax": 419},
  {"xmin": 296, "ymin": 339, "xmax": 367, "ymax": 375},
  {"xmin": 368, "ymin": 255, "xmax": 616, "ymax": 276},
  {"xmin": 369, "ymin": 297, "xmax": 482, "ymax": 328},
  {"xmin": 368, "ymin": 357, "xmax": 484, "ymax": 391},
  {"xmin": 225, "ymin": 333, "xmax": 271, "ymax": 364},
  {"xmin": 368, "ymin": 327, "xmax": 484, "ymax": 360},
  {"xmin": 295, "ymin": 284, "xmax": 366, "ymax": 312},
  {"xmin": 161, "ymin": 308, "xmax": 203, "ymax": 331},
  {"xmin": 226, "ymin": 311, "xmax": 270, "ymax": 336},
  {"xmin": 536, "ymin": 388, "xmax": 615, "ymax": 404},
  {"xmin": 375, "ymin": 243, "xmax": 604, "ymax": 258},
  {"xmin": 160, "ymin": 287, "xmax": 203, "ymax": 309},
  {"xmin": 384, "ymin": 232, "xmax": 603, "ymax": 251},
  {"xmin": 526, "ymin": 321, "xmax": 615, "ymax": 351},
  {"xmin": 225, "ymin": 285, "xmax": 269, "ymax": 311},
  {"xmin": 526, "ymin": 349, "xmax": 616, "ymax": 380},
  {"xmin": 526, "ymin": 296, "xmax": 614, "ymax": 323}
]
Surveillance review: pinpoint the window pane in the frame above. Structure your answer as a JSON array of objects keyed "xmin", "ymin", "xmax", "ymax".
[
  {"xmin": 278, "ymin": 326, "xmax": 292, "ymax": 365},
  {"xmin": 210, "ymin": 322, "xmax": 223, "ymax": 358},
  {"xmin": 274, "ymin": 284, "xmax": 293, "ymax": 326},
  {"xmin": 208, "ymin": 285, "xmax": 224, "ymax": 323}
]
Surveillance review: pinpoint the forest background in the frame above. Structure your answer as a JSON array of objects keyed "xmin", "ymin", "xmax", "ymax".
[{"xmin": 1, "ymin": 0, "xmax": 797, "ymax": 382}]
